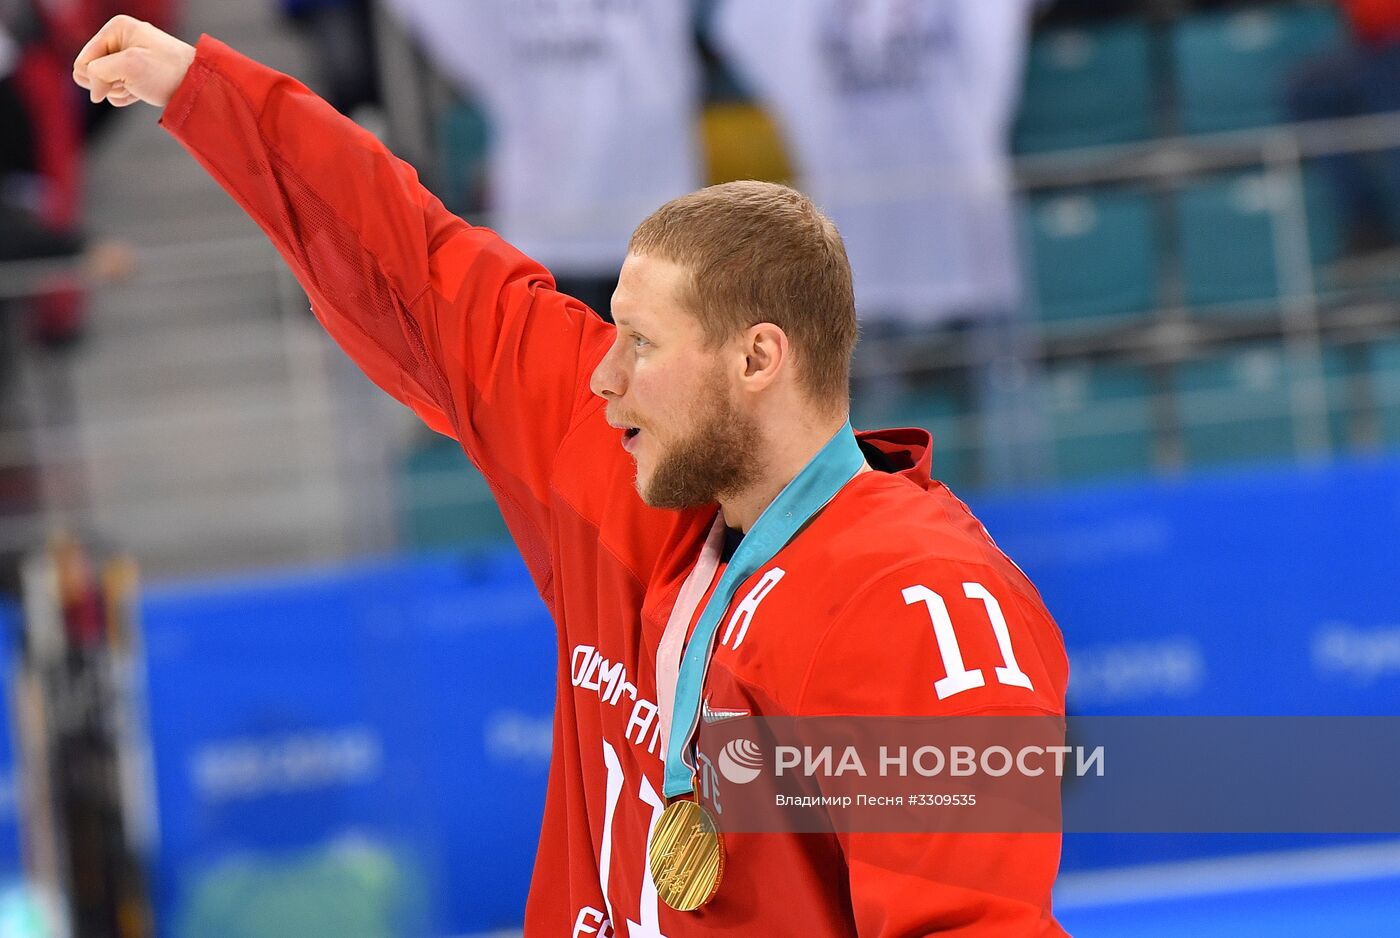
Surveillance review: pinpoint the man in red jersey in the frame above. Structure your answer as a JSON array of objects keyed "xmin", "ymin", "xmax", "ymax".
[{"xmin": 75, "ymin": 15, "xmax": 1070, "ymax": 936}]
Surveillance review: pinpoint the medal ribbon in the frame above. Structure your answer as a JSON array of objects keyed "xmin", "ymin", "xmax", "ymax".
[
  {"xmin": 654, "ymin": 516, "xmax": 726, "ymax": 747},
  {"xmin": 661, "ymin": 421, "xmax": 866, "ymax": 798}
]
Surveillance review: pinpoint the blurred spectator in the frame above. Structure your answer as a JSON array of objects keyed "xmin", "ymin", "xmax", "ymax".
[
  {"xmin": 384, "ymin": 0, "xmax": 701, "ymax": 320},
  {"xmin": 712, "ymin": 0, "xmax": 1044, "ymax": 485},
  {"xmin": 1287, "ymin": 0, "xmax": 1400, "ymax": 259},
  {"xmin": 714, "ymin": 0, "xmax": 1033, "ymax": 332},
  {"xmin": 0, "ymin": 178, "xmax": 134, "ymax": 597},
  {"xmin": 0, "ymin": 25, "xmax": 33, "ymax": 179},
  {"xmin": 3, "ymin": 2, "xmax": 86, "ymax": 345},
  {"xmin": 0, "ymin": 1, "xmax": 154, "ymax": 345},
  {"xmin": 1, "ymin": 6, "xmax": 139, "ymax": 595},
  {"xmin": 278, "ymin": 0, "xmax": 380, "ymax": 118}
]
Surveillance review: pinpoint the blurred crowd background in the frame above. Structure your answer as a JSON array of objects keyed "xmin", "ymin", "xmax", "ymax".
[
  {"xmin": 2, "ymin": 0, "xmax": 1399, "ymax": 580},
  {"xmin": 0, "ymin": 0, "xmax": 1398, "ymax": 936}
]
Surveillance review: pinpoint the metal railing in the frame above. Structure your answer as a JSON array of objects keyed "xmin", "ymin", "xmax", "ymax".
[{"xmin": 0, "ymin": 237, "xmax": 404, "ymax": 573}]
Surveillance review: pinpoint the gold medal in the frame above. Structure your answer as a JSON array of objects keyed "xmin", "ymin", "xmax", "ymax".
[{"xmin": 647, "ymin": 796, "xmax": 725, "ymax": 911}]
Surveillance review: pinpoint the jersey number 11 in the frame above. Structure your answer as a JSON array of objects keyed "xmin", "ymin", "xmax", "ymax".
[{"xmin": 902, "ymin": 583, "xmax": 1035, "ymax": 700}]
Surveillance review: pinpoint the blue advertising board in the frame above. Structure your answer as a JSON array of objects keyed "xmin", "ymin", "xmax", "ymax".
[
  {"xmin": 141, "ymin": 552, "xmax": 555, "ymax": 936},
  {"xmin": 975, "ymin": 456, "xmax": 1400, "ymax": 718}
]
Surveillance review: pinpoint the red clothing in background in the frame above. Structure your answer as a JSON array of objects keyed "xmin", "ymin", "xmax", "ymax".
[{"xmin": 1344, "ymin": 0, "xmax": 1400, "ymax": 45}]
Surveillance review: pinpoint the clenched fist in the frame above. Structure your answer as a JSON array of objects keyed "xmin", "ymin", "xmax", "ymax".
[{"xmin": 72, "ymin": 15, "xmax": 196, "ymax": 109}]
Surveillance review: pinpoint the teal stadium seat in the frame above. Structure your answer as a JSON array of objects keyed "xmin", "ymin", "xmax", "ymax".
[
  {"xmin": 1369, "ymin": 336, "xmax": 1400, "ymax": 448},
  {"xmin": 1176, "ymin": 341, "xmax": 1348, "ymax": 466},
  {"xmin": 1045, "ymin": 359, "xmax": 1156, "ymax": 482},
  {"xmin": 436, "ymin": 100, "xmax": 492, "ymax": 214},
  {"xmin": 1024, "ymin": 189, "xmax": 1159, "ymax": 330},
  {"xmin": 1175, "ymin": 168, "xmax": 1342, "ymax": 309},
  {"xmin": 399, "ymin": 435, "xmax": 510, "ymax": 549},
  {"xmin": 1173, "ymin": 6, "xmax": 1342, "ymax": 135},
  {"xmin": 1014, "ymin": 21, "xmax": 1155, "ymax": 153}
]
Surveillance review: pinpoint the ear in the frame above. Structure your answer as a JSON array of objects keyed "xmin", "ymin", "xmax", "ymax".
[{"xmin": 739, "ymin": 322, "xmax": 789, "ymax": 391}]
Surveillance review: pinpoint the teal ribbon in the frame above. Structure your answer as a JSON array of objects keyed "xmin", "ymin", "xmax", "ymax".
[{"xmin": 662, "ymin": 421, "xmax": 866, "ymax": 797}]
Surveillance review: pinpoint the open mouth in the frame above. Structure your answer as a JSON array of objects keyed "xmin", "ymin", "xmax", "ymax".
[{"xmin": 622, "ymin": 426, "xmax": 641, "ymax": 453}]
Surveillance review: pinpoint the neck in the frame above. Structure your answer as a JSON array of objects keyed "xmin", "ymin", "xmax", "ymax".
[{"xmin": 719, "ymin": 413, "xmax": 852, "ymax": 533}]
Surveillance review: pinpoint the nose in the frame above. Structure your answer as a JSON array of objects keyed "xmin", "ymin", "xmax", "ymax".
[{"xmin": 589, "ymin": 335, "xmax": 628, "ymax": 400}]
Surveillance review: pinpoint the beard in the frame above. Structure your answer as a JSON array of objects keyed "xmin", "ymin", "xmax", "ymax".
[{"xmin": 639, "ymin": 386, "xmax": 761, "ymax": 510}]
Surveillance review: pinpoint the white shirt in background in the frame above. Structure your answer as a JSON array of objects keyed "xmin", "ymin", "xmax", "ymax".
[
  {"xmin": 714, "ymin": 0, "xmax": 1037, "ymax": 326},
  {"xmin": 386, "ymin": 0, "xmax": 702, "ymax": 277}
]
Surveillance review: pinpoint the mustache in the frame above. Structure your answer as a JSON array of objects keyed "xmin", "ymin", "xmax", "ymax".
[{"xmin": 608, "ymin": 411, "xmax": 644, "ymax": 429}]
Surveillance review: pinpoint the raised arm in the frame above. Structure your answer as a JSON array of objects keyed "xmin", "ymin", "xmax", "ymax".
[{"xmin": 75, "ymin": 16, "xmax": 615, "ymax": 579}]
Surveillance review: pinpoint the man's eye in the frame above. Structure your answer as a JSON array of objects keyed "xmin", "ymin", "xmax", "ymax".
[{"xmin": 632, "ymin": 335, "xmax": 650, "ymax": 350}]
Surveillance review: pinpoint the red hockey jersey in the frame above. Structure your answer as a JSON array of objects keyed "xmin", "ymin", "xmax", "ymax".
[{"xmin": 161, "ymin": 37, "xmax": 1070, "ymax": 937}]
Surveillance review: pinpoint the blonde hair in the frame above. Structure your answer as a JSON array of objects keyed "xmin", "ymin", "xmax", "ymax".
[{"xmin": 629, "ymin": 181, "xmax": 857, "ymax": 410}]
